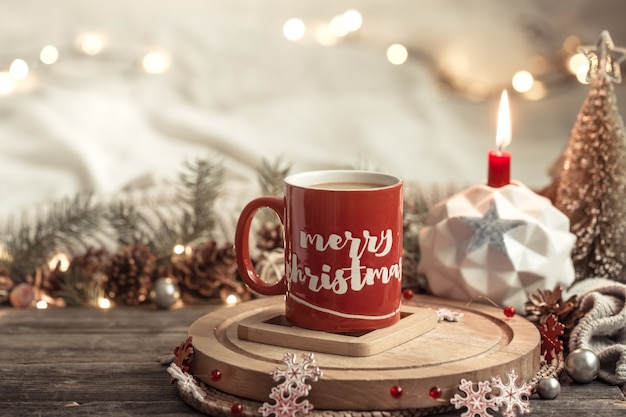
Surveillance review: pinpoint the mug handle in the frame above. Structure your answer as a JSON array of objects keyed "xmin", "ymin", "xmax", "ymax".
[{"xmin": 235, "ymin": 196, "xmax": 287, "ymax": 295}]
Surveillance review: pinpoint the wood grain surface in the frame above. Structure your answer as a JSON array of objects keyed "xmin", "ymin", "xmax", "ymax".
[{"xmin": 0, "ymin": 301, "xmax": 625, "ymax": 416}]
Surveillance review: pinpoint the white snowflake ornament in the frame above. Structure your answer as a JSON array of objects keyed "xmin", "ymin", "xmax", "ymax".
[
  {"xmin": 450, "ymin": 378, "xmax": 499, "ymax": 417},
  {"xmin": 436, "ymin": 308, "xmax": 464, "ymax": 322},
  {"xmin": 451, "ymin": 369, "xmax": 532, "ymax": 417},
  {"xmin": 491, "ymin": 369, "xmax": 532, "ymax": 417},
  {"xmin": 259, "ymin": 352, "xmax": 322, "ymax": 417}
]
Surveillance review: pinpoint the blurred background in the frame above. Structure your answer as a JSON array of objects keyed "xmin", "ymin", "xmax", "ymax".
[{"xmin": 1, "ymin": 0, "xmax": 625, "ymax": 219}]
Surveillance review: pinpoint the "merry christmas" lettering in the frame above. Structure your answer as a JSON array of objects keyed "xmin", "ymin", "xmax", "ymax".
[{"xmin": 286, "ymin": 229, "xmax": 401, "ymax": 295}]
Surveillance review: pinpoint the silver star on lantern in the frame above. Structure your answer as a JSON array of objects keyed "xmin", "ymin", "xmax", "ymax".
[
  {"xmin": 459, "ymin": 200, "xmax": 525, "ymax": 256},
  {"xmin": 579, "ymin": 30, "xmax": 626, "ymax": 84}
]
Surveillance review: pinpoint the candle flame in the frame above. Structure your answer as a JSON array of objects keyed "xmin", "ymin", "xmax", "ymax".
[{"xmin": 496, "ymin": 90, "xmax": 511, "ymax": 149}]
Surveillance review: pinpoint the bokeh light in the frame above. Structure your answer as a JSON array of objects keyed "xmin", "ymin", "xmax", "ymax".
[
  {"xmin": 342, "ymin": 10, "xmax": 363, "ymax": 32},
  {"xmin": 283, "ymin": 18, "xmax": 305, "ymax": 41},
  {"xmin": 40, "ymin": 45, "xmax": 59, "ymax": 65},
  {"xmin": 142, "ymin": 51, "xmax": 171, "ymax": 74},
  {"xmin": 77, "ymin": 33, "xmax": 105, "ymax": 56},
  {"xmin": 511, "ymin": 71, "xmax": 534, "ymax": 93},
  {"xmin": 386, "ymin": 44, "xmax": 408, "ymax": 65},
  {"xmin": 330, "ymin": 15, "xmax": 349, "ymax": 38},
  {"xmin": 0, "ymin": 72, "xmax": 16, "ymax": 95},
  {"xmin": 523, "ymin": 81, "xmax": 547, "ymax": 101},
  {"xmin": 10, "ymin": 59, "xmax": 29, "ymax": 80}
]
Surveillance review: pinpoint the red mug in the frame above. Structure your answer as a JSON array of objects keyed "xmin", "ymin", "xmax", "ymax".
[{"xmin": 235, "ymin": 170, "xmax": 403, "ymax": 332}]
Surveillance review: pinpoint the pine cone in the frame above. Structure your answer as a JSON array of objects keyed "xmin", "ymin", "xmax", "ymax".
[
  {"xmin": 525, "ymin": 286, "xmax": 583, "ymax": 333},
  {"xmin": 172, "ymin": 240, "xmax": 250, "ymax": 302},
  {"xmin": 256, "ymin": 222, "xmax": 284, "ymax": 251},
  {"xmin": 70, "ymin": 247, "xmax": 108, "ymax": 277},
  {"xmin": 27, "ymin": 262, "xmax": 65, "ymax": 295},
  {"xmin": 106, "ymin": 244, "xmax": 156, "ymax": 305}
]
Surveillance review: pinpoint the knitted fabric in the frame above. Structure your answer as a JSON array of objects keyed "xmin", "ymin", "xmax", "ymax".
[{"xmin": 567, "ymin": 278, "xmax": 626, "ymax": 384}]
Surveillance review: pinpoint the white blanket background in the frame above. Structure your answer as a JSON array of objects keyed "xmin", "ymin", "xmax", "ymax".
[{"xmin": 1, "ymin": 0, "xmax": 626, "ymax": 224}]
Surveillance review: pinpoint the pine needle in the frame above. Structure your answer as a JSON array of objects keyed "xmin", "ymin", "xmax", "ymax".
[
  {"xmin": 5, "ymin": 193, "xmax": 103, "ymax": 283},
  {"xmin": 178, "ymin": 158, "xmax": 225, "ymax": 243},
  {"xmin": 257, "ymin": 157, "xmax": 291, "ymax": 197},
  {"xmin": 56, "ymin": 269, "xmax": 105, "ymax": 307}
]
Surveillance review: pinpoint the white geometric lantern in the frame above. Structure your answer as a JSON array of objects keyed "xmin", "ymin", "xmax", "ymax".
[{"xmin": 417, "ymin": 181, "xmax": 576, "ymax": 312}]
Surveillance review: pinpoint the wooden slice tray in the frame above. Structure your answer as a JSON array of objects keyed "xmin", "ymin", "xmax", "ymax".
[{"xmin": 188, "ymin": 295, "xmax": 540, "ymax": 411}]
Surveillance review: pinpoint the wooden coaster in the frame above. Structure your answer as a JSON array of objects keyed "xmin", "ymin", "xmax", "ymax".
[
  {"xmin": 237, "ymin": 304, "xmax": 438, "ymax": 357},
  {"xmin": 188, "ymin": 295, "xmax": 540, "ymax": 411}
]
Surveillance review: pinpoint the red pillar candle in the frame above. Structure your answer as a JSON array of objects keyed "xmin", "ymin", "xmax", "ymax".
[
  {"xmin": 487, "ymin": 90, "xmax": 512, "ymax": 188},
  {"xmin": 488, "ymin": 149, "xmax": 511, "ymax": 187}
]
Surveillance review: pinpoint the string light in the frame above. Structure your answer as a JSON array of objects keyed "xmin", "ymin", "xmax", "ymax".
[
  {"xmin": 9, "ymin": 59, "xmax": 29, "ymax": 80},
  {"xmin": 77, "ymin": 33, "xmax": 105, "ymax": 56},
  {"xmin": 563, "ymin": 35, "xmax": 582, "ymax": 55},
  {"xmin": 329, "ymin": 15, "xmax": 350, "ymax": 38},
  {"xmin": 173, "ymin": 244, "xmax": 192, "ymax": 255},
  {"xmin": 142, "ymin": 50, "xmax": 171, "ymax": 74},
  {"xmin": 314, "ymin": 25, "xmax": 339, "ymax": 47},
  {"xmin": 98, "ymin": 297, "xmax": 112, "ymax": 309},
  {"xmin": 0, "ymin": 72, "xmax": 16, "ymax": 95},
  {"xmin": 40, "ymin": 45, "xmax": 59, "ymax": 65},
  {"xmin": 568, "ymin": 53, "xmax": 589, "ymax": 75},
  {"xmin": 341, "ymin": 10, "xmax": 363, "ymax": 32},
  {"xmin": 386, "ymin": 44, "xmax": 408, "ymax": 65},
  {"xmin": 523, "ymin": 81, "xmax": 547, "ymax": 101},
  {"xmin": 511, "ymin": 71, "xmax": 534, "ymax": 93},
  {"xmin": 225, "ymin": 294, "xmax": 239, "ymax": 305},
  {"xmin": 36, "ymin": 300, "xmax": 48, "ymax": 309},
  {"xmin": 48, "ymin": 252, "xmax": 70, "ymax": 272},
  {"xmin": 283, "ymin": 18, "xmax": 305, "ymax": 41},
  {"xmin": 0, "ymin": 15, "xmax": 604, "ymax": 104}
]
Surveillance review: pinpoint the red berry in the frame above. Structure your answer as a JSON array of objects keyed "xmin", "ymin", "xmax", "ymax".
[
  {"xmin": 504, "ymin": 306, "xmax": 516, "ymax": 318},
  {"xmin": 402, "ymin": 288, "xmax": 414, "ymax": 300},
  {"xmin": 429, "ymin": 386, "xmax": 442, "ymax": 399},
  {"xmin": 390, "ymin": 385, "xmax": 403, "ymax": 399},
  {"xmin": 210, "ymin": 369, "xmax": 222, "ymax": 382},
  {"xmin": 230, "ymin": 403, "xmax": 243, "ymax": 416}
]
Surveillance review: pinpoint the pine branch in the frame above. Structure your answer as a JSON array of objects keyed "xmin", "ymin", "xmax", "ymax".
[
  {"xmin": 104, "ymin": 158, "xmax": 225, "ymax": 266},
  {"xmin": 257, "ymin": 157, "xmax": 291, "ymax": 197},
  {"xmin": 178, "ymin": 158, "xmax": 225, "ymax": 244},
  {"xmin": 255, "ymin": 157, "xmax": 291, "ymax": 225},
  {"xmin": 56, "ymin": 268, "xmax": 105, "ymax": 307},
  {"xmin": 148, "ymin": 207, "xmax": 184, "ymax": 262},
  {"xmin": 5, "ymin": 193, "xmax": 103, "ymax": 283},
  {"xmin": 106, "ymin": 201, "xmax": 148, "ymax": 247}
]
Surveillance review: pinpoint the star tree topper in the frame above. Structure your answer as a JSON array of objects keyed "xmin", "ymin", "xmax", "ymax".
[{"xmin": 579, "ymin": 30, "xmax": 626, "ymax": 84}]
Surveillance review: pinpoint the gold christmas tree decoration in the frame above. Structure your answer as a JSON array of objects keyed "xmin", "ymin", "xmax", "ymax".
[{"xmin": 549, "ymin": 30, "xmax": 626, "ymax": 282}]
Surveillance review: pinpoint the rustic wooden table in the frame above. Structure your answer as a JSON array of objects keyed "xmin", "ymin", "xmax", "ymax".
[{"xmin": 1, "ymin": 304, "xmax": 625, "ymax": 417}]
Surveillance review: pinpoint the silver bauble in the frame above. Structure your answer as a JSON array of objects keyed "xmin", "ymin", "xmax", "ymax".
[
  {"xmin": 564, "ymin": 348, "xmax": 600, "ymax": 383},
  {"xmin": 536, "ymin": 377, "xmax": 561, "ymax": 399},
  {"xmin": 152, "ymin": 277, "xmax": 180, "ymax": 309}
]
